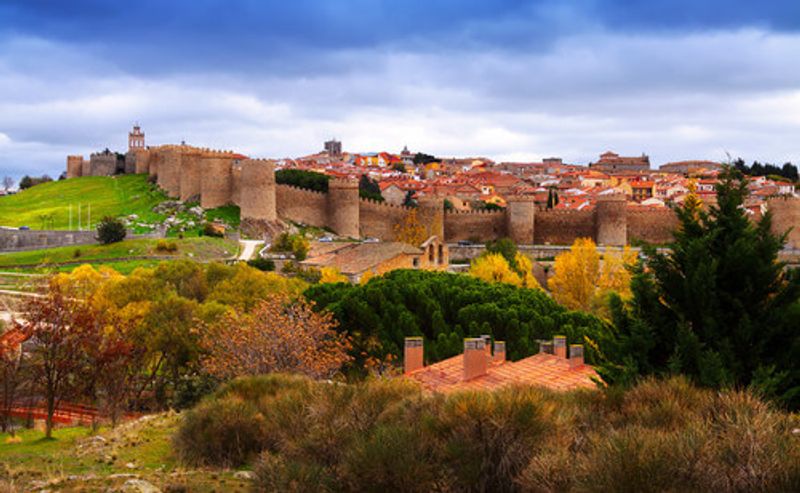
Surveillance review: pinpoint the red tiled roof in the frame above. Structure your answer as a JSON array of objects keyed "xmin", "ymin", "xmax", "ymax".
[
  {"xmin": 0, "ymin": 328, "xmax": 27, "ymax": 357},
  {"xmin": 407, "ymin": 352, "xmax": 598, "ymax": 393}
]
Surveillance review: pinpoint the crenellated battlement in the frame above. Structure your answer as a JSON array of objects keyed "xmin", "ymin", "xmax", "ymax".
[
  {"xmin": 358, "ymin": 196, "xmax": 414, "ymax": 211},
  {"xmin": 275, "ymin": 183, "xmax": 327, "ymax": 197},
  {"xmin": 445, "ymin": 209, "xmax": 507, "ymax": 215}
]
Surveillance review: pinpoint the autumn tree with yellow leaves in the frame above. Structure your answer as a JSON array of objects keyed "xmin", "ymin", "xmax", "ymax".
[
  {"xmin": 319, "ymin": 267, "xmax": 349, "ymax": 284},
  {"xmin": 548, "ymin": 237, "xmax": 636, "ymax": 316},
  {"xmin": 394, "ymin": 209, "xmax": 428, "ymax": 246},
  {"xmin": 469, "ymin": 252, "xmax": 540, "ymax": 289}
]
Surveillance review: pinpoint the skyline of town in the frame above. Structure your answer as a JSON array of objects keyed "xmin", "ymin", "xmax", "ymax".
[{"xmin": 3, "ymin": 1, "xmax": 800, "ymax": 179}]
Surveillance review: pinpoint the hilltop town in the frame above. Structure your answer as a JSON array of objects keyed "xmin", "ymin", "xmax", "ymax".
[{"xmin": 64, "ymin": 124, "xmax": 800, "ymax": 251}]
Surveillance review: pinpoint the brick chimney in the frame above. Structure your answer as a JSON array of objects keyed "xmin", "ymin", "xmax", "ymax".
[
  {"xmin": 569, "ymin": 344, "xmax": 584, "ymax": 368},
  {"xmin": 481, "ymin": 334, "xmax": 492, "ymax": 357},
  {"xmin": 539, "ymin": 339, "xmax": 554, "ymax": 355},
  {"xmin": 404, "ymin": 337, "xmax": 424, "ymax": 374},
  {"xmin": 493, "ymin": 341, "xmax": 506, "ymax": 363},
  {"xmin": 463, "ymin": 338, "xmax": 488, "ymax": 381},
  {"xmin": 553, "ymin": 335, "xmax": 567, "ymax": 359}
]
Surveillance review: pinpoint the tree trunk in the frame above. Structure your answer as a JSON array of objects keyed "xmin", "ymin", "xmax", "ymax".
[{"xmin": 45, "ymin": 395, "xmax": 55, "ymax": 439}]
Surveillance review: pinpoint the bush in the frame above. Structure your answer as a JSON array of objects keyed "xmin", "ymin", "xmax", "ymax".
[
  {"xmin": 175, "ymin": 375, "xmax": 800, "ymax": 491},
  {"xmin": 428, "ymin": 387, "xmax": 553, "ymax": 492},
  {"xmin": 271, "ymin": 233, "xmax": 309, "ymax": 260},
  {"xmin": 202, "ymin": 222, "xmax": 224, "ymax": 238},
  {"xmin": 173, "ymin": 395, "xmax": 267, "ymax": 467},
  {"xmin": 247, "ymin": 257, "xmax": 275, "ymax": 272},
  {"xmin": 155, "ymin": 240, "xmax": 179, "ymax": 253},
  {"xmin": 96, "ymin": 216, "xmax": 127, "ymax": 244},
  {"xmin": 72, "ymin": 248, "xmax": 82, "ymax": 258}
]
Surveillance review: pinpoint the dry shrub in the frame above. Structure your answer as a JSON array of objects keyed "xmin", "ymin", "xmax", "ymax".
[
  {"xmin": 173, "ymin": 395, "xmax": 266, "ymax": 467},
  {"xmin": 693, "ymin": 391, "xmax": 800, "ymax": 492},
  {"xmin": 253, "ymin": 451, "xmax": 335, "ymax": 493},
  {"xmin": 615, "ymin": 376, "xmax": 713, "ymax": 430},
  {"xmin": 427, "ymin": 386, "xmax": 555, "ymax": 493},
  {"xmin": 518, "ymin": 446, "xmax": 575, "ymax": 493},
  {"xmin": 573, "ymin": 425, "xmax": 708, "ymax": 493},
  {"xmin": 214, "ymin": 373, "xmax": 312, "ymax": 403},
  {"xmin": 174, "ymin": 374, "xmax": 800, "ymax": 492},
  {"xmin": 340, "ymin": 423, "xmax": 440, "ymax": 493}
]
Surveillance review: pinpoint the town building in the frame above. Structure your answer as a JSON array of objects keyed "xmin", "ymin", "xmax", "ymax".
[
  {"xmin": 403, "ymin": 335, "xmax": 597, "ymax": 393},
  {"xmin": 589, "ymin": 151, "xmax": 651, "ymax": 174}
]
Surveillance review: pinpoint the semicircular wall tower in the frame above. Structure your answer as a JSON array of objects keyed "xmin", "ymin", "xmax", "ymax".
[
  {"xmin": 240, "ymin": 159, "xmax": 277, "ymax": 222},
  {"xmin": 327, "ymin": 178, "xmax": 360, "ymax": 238},
  {"xmin": 595, "ymin": 193, "xmax": 628, "ymax": 246}
]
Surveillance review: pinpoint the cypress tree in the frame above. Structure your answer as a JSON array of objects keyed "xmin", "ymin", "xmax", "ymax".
[{"xmin": 598, "ymin": 167, "xmax": 800, "ymax": 408}]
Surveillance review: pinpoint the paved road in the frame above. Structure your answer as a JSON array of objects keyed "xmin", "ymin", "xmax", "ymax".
[{"xmin": 238, "ymin": 240, "xmax": 264, "ymax": 261}]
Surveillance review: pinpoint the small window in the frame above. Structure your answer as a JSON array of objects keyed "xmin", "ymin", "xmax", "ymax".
[{"xmin": 413, "ymin": 258, "xmax": 419, "ymax": 268}]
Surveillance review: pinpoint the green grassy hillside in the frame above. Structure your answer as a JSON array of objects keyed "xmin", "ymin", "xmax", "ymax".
[
  {"xmin": 0, "ymin": 175, "xmax": 168, "ymax": 230},
  {"xmin": 0, "ymin": 237, "xmax": 239, "ymax": 273}
]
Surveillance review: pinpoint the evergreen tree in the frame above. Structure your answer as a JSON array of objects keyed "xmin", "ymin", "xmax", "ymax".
[
  {"xmin": 597, "ymin": 167, "xmax": 800, "ymax": 408},
  {"xmin": 358, "ymin": 174, "xmax": 384, "ymax": 202},
  {"xmin": 402, "ymin": 191, "xmax": 417, "ymax": 208}
]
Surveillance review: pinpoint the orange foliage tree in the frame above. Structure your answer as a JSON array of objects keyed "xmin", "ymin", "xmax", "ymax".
[{"xmin": 199, "ymin": 294, "xmax": 352, "ymax": 380}]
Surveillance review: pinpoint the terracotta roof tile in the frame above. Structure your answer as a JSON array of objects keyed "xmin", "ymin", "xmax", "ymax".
[{"xmin": 407, "ymin": 351, "xmax": 598, "ymax": 393}]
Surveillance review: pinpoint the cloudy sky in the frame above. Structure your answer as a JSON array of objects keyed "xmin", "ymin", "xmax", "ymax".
[{"xmin": 1, "ymin": 0, "xmax": 800, "ymax": 179}]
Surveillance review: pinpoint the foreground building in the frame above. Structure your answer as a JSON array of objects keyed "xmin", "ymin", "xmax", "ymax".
[{"xmin": 403, "ymin": 335, "xmax": 598, "ymax": 393}]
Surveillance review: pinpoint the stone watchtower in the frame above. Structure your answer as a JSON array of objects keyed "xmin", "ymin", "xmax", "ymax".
[
  {"xmin": 66, "ymin": 155, "xmax": 84, "ymax": 179},
  {"xmin": 240, "ymin": 160, "xmax": 277, "ymax": 222},
  {"xmin": 327, "ymin": 177, "xmax": 360, "ymax": 238},
  {"xmin": 767, "ymin": 195, "xmax": 800, "ymax": 250},
  {"xmin": 595, "ymin": 194, "xmax": 627, "ymax": 246},
  {"xmin": 417, "ymin": 195, "xmax": 445, "ymax": 240},
  {"xmin": 201, "ymin": 154, "xmax": 234, "ymax": 209},
  {"xmin": 506, "ymin": 195, "xmax": 536, "ymax": 245}
]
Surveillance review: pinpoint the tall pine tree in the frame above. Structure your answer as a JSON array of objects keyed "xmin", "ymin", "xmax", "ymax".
[{"xmin": 596, "ymin": 167, "xmax": 800, "ymax": 408}]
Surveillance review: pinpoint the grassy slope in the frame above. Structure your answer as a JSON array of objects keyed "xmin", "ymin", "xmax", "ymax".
[
  {"xmin": 0, "ymin": 415, "xmax": 250, "ymax": 492},
  {"xmin": 0, "ymin": 175, "xmax": 167, "ymax": 229},
  {"xmin": 0, "ymin": 175, "xmax": 169, "ymax": 230},
  {"xmin": 0, "ymin": 237, "xmax": 239, "ymax": 272}
]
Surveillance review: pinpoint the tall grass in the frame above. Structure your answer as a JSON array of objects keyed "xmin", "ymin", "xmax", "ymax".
[{"xmin": 174, "ymin": 375, "xmax": 800, "ymax": 492}]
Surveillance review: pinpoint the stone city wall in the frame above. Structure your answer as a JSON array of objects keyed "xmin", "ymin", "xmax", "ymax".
[
  {"xmin": 359, "ymin": 198, "xmax": 412, "ymax": 240},
  {"xmin": 627, "ymin": 208, "xmax": 678, "ymax": 245},
  {"xmin": 0, "ymin": 229, "xmax": 163, "ymax": 253},
  {"xmin": 534, "ymin": 209, "xmax": 596, "ymax": 245},
  {"xmin": 275, "ymin": 184, "xmax": 328, "ymax": 227},
  {"xmin": 444, "ymin": 209, "xmax": 508, "ymax": 242},
  {"xmin": 67, "ymin": 146, "xmax": 798, "ymax": 247}
]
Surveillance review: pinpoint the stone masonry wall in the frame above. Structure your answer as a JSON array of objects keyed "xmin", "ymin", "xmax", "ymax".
[
  {"xmin": 445, "ymin": 210, "xmax": 508, "ymax": 242},
  {"xmin": 535, "ymin": 209, "xmax": 596, "ymax": 244},
  {"xmin": 66, "ymin": 156, "xmax": 83, "ymax": 179},
  {"xmin": 359, "ymin": 198, "xmax": 411, "ymax": 240},
  {"xmin": 275, "ymin": 184, "xmax": 328, "ymax": 227},
  {"xmin": 627, "ymin": 208, "xmax": 678, "ymax": 245},
  {"xmin": 0, "ymin": 229, "xmax": 163, "ymax": 252},
  {"xmin": 768, "ymin": 196, "xmax": 800, "ymax": 250}
]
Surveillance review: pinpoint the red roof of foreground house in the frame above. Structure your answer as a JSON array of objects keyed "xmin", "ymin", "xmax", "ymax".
[
  {"xmin": 0, "ymin": 328, "xmax": 27, "ymax": 357},
  {"xmin": 404, "ymin": 336, "xmax": 599, "ymax": 393}
]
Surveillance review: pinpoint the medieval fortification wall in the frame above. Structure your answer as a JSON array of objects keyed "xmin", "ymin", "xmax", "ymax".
[{"xmin": 66, "ymin": 149, "xmax": 799, "ymax": 247}]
